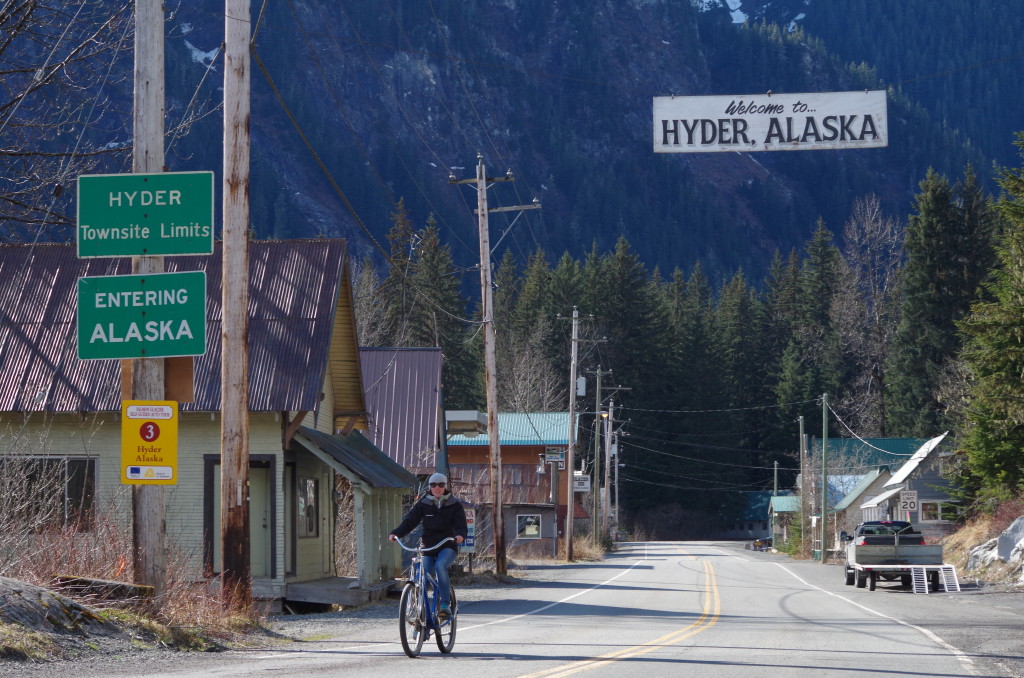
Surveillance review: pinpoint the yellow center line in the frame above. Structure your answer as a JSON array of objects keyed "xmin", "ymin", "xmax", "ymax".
[{"xmin": 517, "ymin": 557, "xmax": 721, "ymax": 678}]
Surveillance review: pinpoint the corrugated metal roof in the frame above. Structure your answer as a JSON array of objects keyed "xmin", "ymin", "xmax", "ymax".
[
  {"xmin": 0, "ymin": 240, "xmax": 356, "ymax": 414},
  {"xmin": 833, "ymin": 466, "xmax": 890, "ymax": 511},
  {"xmin": 860, "ymin": 485, "xmax": 903, "ymax": 509},
  {"xmin": 738, "ymin": 491, "xmax": 773, "ymax": 521},
  {"xmin": 293, "ymin": 426, "xmax": 417, "ymax": 489},
  {"xmin": 359, "ymin": 347, "xmax": 442, "ymax": 473},
  {"xmin": 770, "ymin": 495, "xmax": 800, "ymax": 513},
  {"xmin": 811, "ymin": 437, "xmax": 926, "ymax": 467},
  {"xmin": 448, "ymin": 463, "xmax": 553, "ymax": 505},
  {"xmin": 447, "ymin": 412, "xmax": 573, "ymax": 446},
  {"xmin": 884, "ymin": 433, "xmax": 948, "ymax": 487}
]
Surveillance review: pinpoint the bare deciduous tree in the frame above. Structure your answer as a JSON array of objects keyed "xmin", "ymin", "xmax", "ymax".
[
  {"xmin": 497, "ymin": 314, "xmax": 565, "ymax": 413},
  {"xmin": 350, "ymin": 256, "xmax": 392, "ymax": 347},
  {"xmin": 834, "ymin": 194, "xmax": 905, "ymax": 435},
  {"xmin": 1, "ymin": 1, "xmax": 136, "ymax": 242}
]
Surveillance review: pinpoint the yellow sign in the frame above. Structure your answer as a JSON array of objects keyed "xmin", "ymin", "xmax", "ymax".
[{"xmin": 121, "ymin": 400, "xmax": 178, "ymax": 485}]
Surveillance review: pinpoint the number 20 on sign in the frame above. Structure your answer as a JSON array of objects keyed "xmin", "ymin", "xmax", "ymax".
[{"xmin": 121, "ymin": 400, "xmax": 178, "ymax": 485}]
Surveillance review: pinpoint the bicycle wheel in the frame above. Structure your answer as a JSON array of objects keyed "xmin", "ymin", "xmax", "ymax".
[
  {"xmin": 435, "ymin": 586, "xmax": 457, "ymax": 653},
  {"xmin": 399, "ymin": 582, "xmax": 425, "ymax": 657}
]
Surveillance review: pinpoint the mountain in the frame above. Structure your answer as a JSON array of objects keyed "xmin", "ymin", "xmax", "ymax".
[
  {"xmin": 7, "ymin": 1, "xmax": 1005, "ymax": 284},
  {"xmin": 729, "ymin": 0, "xmax": 1024, "ymax": 172}
]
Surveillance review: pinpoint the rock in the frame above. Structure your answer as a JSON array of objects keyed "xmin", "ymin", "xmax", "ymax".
[
  {"xmin": 0, "ymin": 576, "xmax": 125, "ymax": 638},
  {"xmin": 997, "ymin": 517, "xmax": 1024, "ymax": 562},
  {"xmin": 967, "ymin": 537, "xmax": 1000, "ymax": 571}
]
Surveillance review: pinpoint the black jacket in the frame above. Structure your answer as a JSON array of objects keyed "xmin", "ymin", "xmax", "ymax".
[{"xmin": 390, "ymin": 493, "xmax": 468, "ymax": 557}]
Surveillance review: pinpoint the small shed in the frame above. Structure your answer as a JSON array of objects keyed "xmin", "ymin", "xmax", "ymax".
[{"xmin": 769, "ymin": 495, "xmax": 800, "ymax": 547}]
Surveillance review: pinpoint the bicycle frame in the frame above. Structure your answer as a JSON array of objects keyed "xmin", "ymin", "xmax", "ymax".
[{"xmin": 394, "ymin": 537, "xmax": 458, "ymax": 656}]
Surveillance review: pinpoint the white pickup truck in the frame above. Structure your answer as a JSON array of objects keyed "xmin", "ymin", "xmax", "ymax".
[{"xmin": 841, "ymin": 520, "xmax": 948, "ymax": 591}]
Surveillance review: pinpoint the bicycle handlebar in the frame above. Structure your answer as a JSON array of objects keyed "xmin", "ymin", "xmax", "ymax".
[{"xmin": 393, "ymin": 536, "xmax": 455, "ymax": 553}]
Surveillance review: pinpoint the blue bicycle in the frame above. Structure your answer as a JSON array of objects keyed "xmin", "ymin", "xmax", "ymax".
[{"xmin": 394, "ymin": 537, "xmax": 458, "ymax": 657}]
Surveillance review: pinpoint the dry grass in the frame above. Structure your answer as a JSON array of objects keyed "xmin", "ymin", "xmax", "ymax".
[
  {"xmin": 0, "ymin": 620, "xmax": 60, "ymax": 661},
  {"xmin": 570, "ymin": 531, "xmax": 607, "ymax": 561},
  {"xmin": 0, "ymin": 488, "xmax": 263, "ymax": 654}
]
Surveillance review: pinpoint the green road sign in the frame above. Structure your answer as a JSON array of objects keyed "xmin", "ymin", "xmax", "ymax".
[
  {"xmin": 77, "ymin": 171, "xmax": 214, "ymax": 258},
  {"xmin": 77, "ymin": 271, "xmax": 207, "ymax": 360}
]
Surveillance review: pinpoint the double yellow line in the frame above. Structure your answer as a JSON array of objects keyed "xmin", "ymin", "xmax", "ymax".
[{"xmin": 520, "ymin": 558, "xmax": 721, "ymax": 678}]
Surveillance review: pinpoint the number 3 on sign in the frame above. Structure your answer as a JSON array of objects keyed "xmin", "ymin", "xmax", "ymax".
[{"xmin": 140, "ymin": 421, "xmax": 160, "ymax": 442}]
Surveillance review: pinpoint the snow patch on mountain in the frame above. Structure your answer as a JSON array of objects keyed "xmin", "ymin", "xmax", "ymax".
[
  {"xmin": 693, "ymin": 0, "xmax": 747, "ymax": 23},
  {"xmin": 185, "ymin": 40, "xmax": 218, "ymax": 68}
]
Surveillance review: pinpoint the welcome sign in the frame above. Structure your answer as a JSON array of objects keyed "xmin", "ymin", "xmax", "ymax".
[{"xmin": 653, "ymin": 90, "xmax": 887, "ymax": 153}]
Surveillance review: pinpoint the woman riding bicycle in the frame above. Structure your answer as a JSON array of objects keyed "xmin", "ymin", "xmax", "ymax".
[{"xmin": 389, "ymin": 473, "xmax": 467, "ymax": 622}]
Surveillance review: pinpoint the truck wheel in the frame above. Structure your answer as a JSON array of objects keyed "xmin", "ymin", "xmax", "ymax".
[
  {"xmin": 901, "ymin": 574, "xmax": 911, "ymax": 588},
  {"xmin": 845, "ymin": 566, "xmax": 855, "ymax": 585},
  {"xmin": 868, "ymin": 571, "xmax": 877, "ymax": 591},
  {"xmin": 856, "ymin": 571, "xmax": 867, "ymax": 588}
]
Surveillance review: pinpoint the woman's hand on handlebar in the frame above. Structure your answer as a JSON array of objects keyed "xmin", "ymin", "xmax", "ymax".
[{"xmin": 388, "ymin": 534, "xmax": 398, "ymax": 542}]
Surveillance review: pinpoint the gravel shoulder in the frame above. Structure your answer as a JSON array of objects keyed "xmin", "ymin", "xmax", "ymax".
[{"xmin": 0, "ymin": 559, "xmax": 576, "ymax": 675}]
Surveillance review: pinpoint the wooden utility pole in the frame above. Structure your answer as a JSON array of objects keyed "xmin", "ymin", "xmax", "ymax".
[
  {"xmin": 564, "ymin": 307, "xmax": 580, "ymax": 561},
  {"xmin": 590, "ymin": 367, "xmax": 608, "ymax": 542},
  {"xmin": 820, "ymin": 393, "xmax": 829, "ymax": 563},
  {"xmin": 450, "ymin": 155, "xmax": 539, "ymax": 576},
  {"xmin": 602, "ymin": 401, "xmax": 612, "ymax": 538},
  {"xmin": 131, "ymin": 0, "xmax": 167, "ymax": 603},
  {"xmin": 221, "ymin": 0, "xmax": 252, "ymax": 609}
]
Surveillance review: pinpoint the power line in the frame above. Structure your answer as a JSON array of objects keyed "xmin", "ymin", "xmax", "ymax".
[{"xmin": 620, "ymin": 398, "xmax": 820, "ymax": 414}]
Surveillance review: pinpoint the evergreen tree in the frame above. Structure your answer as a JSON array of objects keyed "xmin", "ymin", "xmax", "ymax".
[
  {"xmin": 887, "ymin": 168, "xmax": 997, "ymax": 435},
  {"xmin": 773, "ymin": 222, "xmax": 843, "ymax": 434},
  {"xmin": 958, "ymin": 136, "xmax": 1024, "ymax": 505},
  {"xmin": 409, "ymin": 218, "xmax": 481, "ymax": 409},
  {"xmin": 496, "ymin": 249, "xmax": 563, "ymax": 411},
  {"xmin": 381, "ymin": 199, "xmax": 417, "ymax": 345}
]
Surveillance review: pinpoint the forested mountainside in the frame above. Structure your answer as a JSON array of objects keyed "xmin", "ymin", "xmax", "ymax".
[
  {"xmin": 2, "ymin": 1, "xmax": 991, "ymax": 285},
  {"xmin": 6, "ymin": 1, "xmax": 1023, "ymax": 534},
  {"xmin": 731, "ymin": 0, "xmax": 1024, "ymax": 172}
]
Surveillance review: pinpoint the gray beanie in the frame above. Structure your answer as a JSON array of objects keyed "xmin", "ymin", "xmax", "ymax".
[{"xmin": 428, "ymin": 472, "xmax": 448, "ymax": 485}]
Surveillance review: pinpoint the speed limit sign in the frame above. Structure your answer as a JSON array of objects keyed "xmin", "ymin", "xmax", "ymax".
[{"xmin": 899, "ymin": 490, "xmax": 918, "ymax": 512}]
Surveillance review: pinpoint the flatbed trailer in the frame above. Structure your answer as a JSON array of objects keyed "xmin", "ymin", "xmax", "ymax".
[
  {"xmin": 841, "ymin": 521, "xmax": 959, "ymax": 594},
  {"xmin": 844, "ymin": 559, "xmax": 958, "ymax": 593}
]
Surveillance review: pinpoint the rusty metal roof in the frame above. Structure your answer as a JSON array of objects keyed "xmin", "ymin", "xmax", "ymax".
[
  {"xmin": 448, "ymin": 463, "xmax": 554, "ymax": 505},
  {"xmin": 293, "ymin": 426, "xmax": 417, "ymax": 490},
  {"xmin": 0, "ymin": 240, "xmax": 355, "ymax": 414},
  {"xmin": 359, "ymin": 347, "xmax": 442, "ymax": 474}
]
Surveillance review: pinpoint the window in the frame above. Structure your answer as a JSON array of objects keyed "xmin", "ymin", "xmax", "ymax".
[
  {"xmin": 297, "ymin": 476, "xmax": 319, "ymax": 537},
  {"xmin": 516, "ymin": 514, "xmax": 541, "ymax": 539},
  {"xmin": 0, "ymin": 456, "xmax": 96, "ymax": 531},
  {"xmin": 920, "ymin": 501, "xmax": 957, "ymax": 522}
]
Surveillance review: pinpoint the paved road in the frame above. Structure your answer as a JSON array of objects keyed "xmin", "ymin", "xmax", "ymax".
[{"xmin": 8, "ymin": 541, "xmax": 1022, "ymax": 677}]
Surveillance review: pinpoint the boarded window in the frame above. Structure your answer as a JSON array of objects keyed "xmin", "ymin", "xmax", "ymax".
[{"xmin": 298, "ymin": 476, "xmax": 319, "ymax": 538}]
